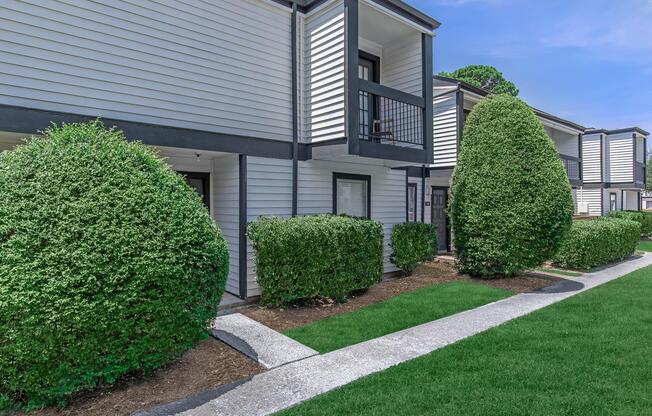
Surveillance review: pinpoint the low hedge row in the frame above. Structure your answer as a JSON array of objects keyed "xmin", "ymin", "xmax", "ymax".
[
  {"xmin": 390, "ymin": 223, "xmax": 437, "ymax": 274},
  {"xmin": 552, "ymin": 218, "xmax": 640, "ymax": 269},
  {"xmin": 247, "ymin": 215, "xmax": 384, "ymax": 305},
  {"xmin": 607, "ymin": 210, "xmax": 652, "ymax": 235}
]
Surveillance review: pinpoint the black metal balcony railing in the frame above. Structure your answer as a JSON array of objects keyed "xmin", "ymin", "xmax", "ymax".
[
  {"xmin": 560, "ymin": 154, "xmax": 581, "ymax": 183},
  {"xmin": 358, "ymin": 79, "xmax": 424, "ymax": 146},
  {"xmin": 635, "ymin": 162, "xmax": 646, "ymax": 184}
]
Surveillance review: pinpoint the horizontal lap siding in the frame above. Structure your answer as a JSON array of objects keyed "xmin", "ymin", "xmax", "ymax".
[
  {"xmin": 433, "ymin": 92, "xmax": 458, "ymax": 167},
  {"xmin": 297, "ymin": 159, "xmax": 405, "ymax": 274},
  {"xmin": 382, "ymin": 34, "xmax": 422, "ymax": 96},
  {"xmin": 576, "ymin": 188, "xmax": 602, "ymax": 216},
  {"xmin": 546, "ymin": 127, "xmax": 578, "ymax": 158},
  {"xmin": 212, "ymin": 155, "xmax": 241, "ymax": 296},
  {"xmin": 246, "ymin": 157, "xmax": 293, "ymax": 298},
  {"xmin": 303, "ymin": 1, "xmax": 346, "ymax": 143},
  {"xmin": 608, "ymin": 134, "xmax": 633, "ymax": 183},
  {"xmin": 0, "ymin": 0, "xmax": 293, "ymax": 141},
  {"xmin": 582, "ymin": 134, "xmax": 602, "ymax": 183}
]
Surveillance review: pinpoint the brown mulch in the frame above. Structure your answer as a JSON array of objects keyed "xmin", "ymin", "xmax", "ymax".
[
  {"xmin": 25, "ymin": 338, "xmax": 264, "ymax": 416},
  {"xmin": 241, "ymin": 260, "xmax": 559, "ymax": 333}
]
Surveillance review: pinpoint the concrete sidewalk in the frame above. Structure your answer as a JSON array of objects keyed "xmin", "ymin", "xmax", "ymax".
[{"xmin": 140, "ymin": 254, "xmax": 652, "ymax": 416}]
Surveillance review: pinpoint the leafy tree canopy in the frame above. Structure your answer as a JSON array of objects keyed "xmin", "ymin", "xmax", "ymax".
[{"xmin": 439, "ymin": 65, "xmax": 519, "ymax": 96}]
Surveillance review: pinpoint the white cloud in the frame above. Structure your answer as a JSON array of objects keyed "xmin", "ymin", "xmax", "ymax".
[{"xmin": 542, "ymin": 0, "xmax": 652, "ymax": 56}]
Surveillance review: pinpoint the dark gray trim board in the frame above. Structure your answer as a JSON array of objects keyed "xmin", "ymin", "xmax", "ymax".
[
  {"xmin": 429, "ymin": 167, "xmax": 455, "ymax": 177},
  {"xmin": 455, "ymin": 90, "xmax": 464, "ymax": 157},
  {"xmin": 358, "ymin": 141, "xmax": 429, "ymax": 163},
  {"xmin": 345, "ymin": 0, "xmax": 360, "ymax": 157},
  {"xmin": 0, "ymin": 104, "xmax": 298, "ymax": 160},
  {"xmin": 580, "ymin": 182, "xmax": 605, "ymax": 189},
  {"xmin": 421, "ymin": 32, "xmax": 434, "ymax": 165},
  {"xmin": 332, "ymin": 172, "xmax": 372, "ymax": 218},
  {"xmin": 291, "ymin": 3, "xmax": 299, "ymax": 216},
  {"xmin": 585, "ymin": 127, "xmax": 650, "ymax": 136},
  {"xmin": 238, "ymin": 154, "xmax": 248, "ymax": 300},
  {"xmin": 272, "ymin": 0, "xmax": 440, "ymax": 30}
]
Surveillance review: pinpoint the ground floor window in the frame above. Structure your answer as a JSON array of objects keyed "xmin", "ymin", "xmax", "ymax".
[
  {"xmin": 407, "ymin": 183, "xmax": 417, "ymax": 221},
  {"xmin": 646, "ymin": 200, "xmax": 652, "ymax": 210},
  {"xmin": 179, "ymin": 171, "xmax": 210, "ymax": 208},
  {"xmin": 333, "ymin": 173, "xmax": 371, "ymax": 218},
  {"xmin": 610, "ymin": 192, "xmax": 617, "ymax": 211}
]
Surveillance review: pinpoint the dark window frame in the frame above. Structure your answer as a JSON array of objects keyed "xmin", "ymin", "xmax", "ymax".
[
  {"xmin": 179, "ymin": 171, "xmax": 210, "ymax": 209},
  {"xmin": 332, "ymin": 172, "xmax": 372, "ymax": 219},
  {"xmin": 407, "ymin": 182, "xmax": 417, "ymax": 222},
  {"xmin": 431, "ymin": 186, "xmax": 451, "ymax": 252}
]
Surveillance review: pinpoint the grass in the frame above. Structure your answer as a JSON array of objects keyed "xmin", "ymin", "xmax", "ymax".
[
  {"xmin": 636, "ymin": 240, "xmax": 652, "ymax": 252},
  {"xmin": 279, "ymin": 265, "xmax": 652, "ymax": 415},
  {"xmin": 283, "ymin": 281, "xmax": 511, "ymax": 353},
  {"xmin": 535, "ymin": 267, "xmax": 582, "ymax": 277}
]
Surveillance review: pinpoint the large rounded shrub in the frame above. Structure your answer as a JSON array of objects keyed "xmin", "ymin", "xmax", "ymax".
[
  {"xmin": 450, "ymin": 95, "xmax": 573, "ymax": 278},
  {"xmin": 0, "ymin": 121, "xmax": 228, "ymax": 409}
]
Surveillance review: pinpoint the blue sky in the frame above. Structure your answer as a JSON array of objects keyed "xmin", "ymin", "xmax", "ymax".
[{"xmin": 406, "ymin": 0, "xmax": 652, "ymax": 132}]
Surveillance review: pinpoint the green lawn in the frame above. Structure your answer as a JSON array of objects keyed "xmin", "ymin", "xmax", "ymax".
[
  {"xmin": 280, "ymin": 265, "xmax": 652, "ymax": 415},
  {"xmin": 636, "ymin": 240, "xmax": 652, "ymax": 252},
  {"xmin": 535, "ymin": 267, "xmax": 582, "ymax": 277},
  {"xmin": 283, "ymin": 281, "xmax": 511, "ymax": 353}
]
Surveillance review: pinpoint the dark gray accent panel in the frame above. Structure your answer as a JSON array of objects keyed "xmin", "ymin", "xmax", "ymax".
[
  {"xmin": 429, "ymin": 167, "xmax": 454, "ymax": 177},
  {"xmin": 456, "ymin": 90, "xmax": 465, "ymax": 157},
  {"xmin": 0, "ymin": 104, "xmax": 296, "ymax": 159},
  {"xmin": 358, "ymin": 141, "xmax": 428, "ymax": 163},
  {"xmin": 238, "ymin": 155, "xmax": 248, "ymax": 300}
]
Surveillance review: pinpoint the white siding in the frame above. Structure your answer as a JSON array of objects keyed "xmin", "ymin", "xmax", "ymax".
[
  {"xmin": 576, "ymin": 188, "xmax": 602, "ymax": 216},
  {"xmin": 246, "ymin": 156, "xmax": 293, "ymax": 297},
  {"xmin": 302, "ymin": 0, "xmax": 346, "ymax": 143},
  {"xmin": 0, "ymin": 0, "xmax": 293, "ymax": 141},
  {"xmin": 582, "ymin": 134, "xmax": 602, "ymax": 183},
  {"xmin": 433, "ymin": 92, "xmax": 458, "ymax": 167},
  {"xmin": 382, "ymin": 33, "xmax": 422, "ymax": 96},
  {"xmin": 297, "ymin": 159, "xmax": 405, "ymax": 273},
  {"xmin": 546, "ymin": 127, "xmax": 578, "ymax": 158},
  {"xmin": 608, "ymin": 133, "xmax": 633, "ymax": 183},
  {"xmin": 212, "ymin": 154, "xmax": 241, "ymax": 296}
]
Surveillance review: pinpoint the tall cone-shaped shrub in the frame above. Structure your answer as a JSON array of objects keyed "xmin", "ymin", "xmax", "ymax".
[{"xmin": 450, "ymin": 94, "xmax": 573, "ymax": 278}]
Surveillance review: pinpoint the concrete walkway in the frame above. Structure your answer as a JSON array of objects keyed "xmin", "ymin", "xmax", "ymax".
[{"xmin": 141, "ymin": 254, "xmax": 652, "ymax": 416}]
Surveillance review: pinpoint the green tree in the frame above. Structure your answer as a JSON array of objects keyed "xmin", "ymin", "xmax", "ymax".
[
  {"xmin": 647, "ymin": 153, "xmax": 652, "ymax": 192},
  {"xmin": 0, "ymin": 121, "xmax": 228, "ymax": 409},
  {"xmin": 450, "ymin": 95, "xmax": 573, "ymax": 278},
  {"xmin": 439, "ymin": 65, "xmax": 519, "ymax": 96}
]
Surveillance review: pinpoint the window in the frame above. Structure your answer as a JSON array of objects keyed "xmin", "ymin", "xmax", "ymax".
[
  {"xmin": 407, "ymin": 183, "xmax": 417, "ymax": 222},
  {"xmin": 646, "ymin": 200, "xmax": 652, "ymax": 210},
  {"xmin": 179, "ymin": 171, "xmax": 210, "ymax": 209},
  {"xmin": 333, "ymin": 173, "xmax": 371, "ymax": 218},
  {"xmin": 610, "ymin": 192, "xmax": 617, "ymax": 212}
]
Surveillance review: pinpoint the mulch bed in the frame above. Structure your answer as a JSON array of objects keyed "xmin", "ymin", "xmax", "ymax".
[
  {"xmin": 24, "ymin": 338, "xmax": 264, "ymax": 416},
  {"xmin": 241, "ymin": 260, "xmax": 558, "ymax": 333}
]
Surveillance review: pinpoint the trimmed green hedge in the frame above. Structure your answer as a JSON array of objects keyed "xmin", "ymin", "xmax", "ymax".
[
  {"xmin": 247, "ymin": 215, "xmax": 383, "ymax": 305},
  {"xmin": 450, "ymin": 94, "xmax": 574, "ymax": 278},
  {"xmin": 390, "ymin": 223, "xmax": 437, "ymax": 275},
  {"xmin": 607, "ymin": 210, "xmax": 652, "ymax": 235},
  {"xmin": 552, "ymin": 218, "xmax": 640, "ymax": 269},
  {"xmin": 0, "ymin": 121, "xmax": 228, "ymax": 410}
]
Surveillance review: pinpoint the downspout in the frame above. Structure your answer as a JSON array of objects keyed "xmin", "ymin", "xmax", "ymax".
[{"xmin": 291, "ymin": 2, "xmax": 298, "ymax": 216}]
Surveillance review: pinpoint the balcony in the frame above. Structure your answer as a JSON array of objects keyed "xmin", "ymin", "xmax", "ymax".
[
  {"xmin": 560, "ymin": 154, "xmax": 582, "ymax": 186},
  {"xmin": 635, "ymin": 162, "xmax": 646, "ymax": 185},
  {"xmin": 358, "ymin": 80, "xmax": 424, "ymax": 147}
]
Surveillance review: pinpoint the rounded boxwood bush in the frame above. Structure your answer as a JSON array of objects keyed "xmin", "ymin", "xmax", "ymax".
[
  {"xmin": 390, "ymin": 222, "xmax": 437, "ymax": 275},
  {"xmin": 607, "ymin": 210, "xmax": 652, "ymax": 236},
  {"xmin": 0, "ymin": 121, "xmax": 228, "ymax": 409},
  {"xmin": 450, "ymin": 95, "xmax": 574, "ymax": 278}
]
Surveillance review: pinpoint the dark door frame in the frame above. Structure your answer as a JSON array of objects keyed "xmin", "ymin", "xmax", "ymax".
[
  {"xmin": 407, "ymin": 182, "xmax": 417, "ymax": 222},
  {"xmin": 179, "ymin": 171, "xmax": 211, "ymax": 209},
  {"xmin": 431, "ymin": 186, "xmax": 451, "ymax": 252},
  {"xmin": 358, "ymin": 51, "xmax": 380, "ymax": 141}
]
